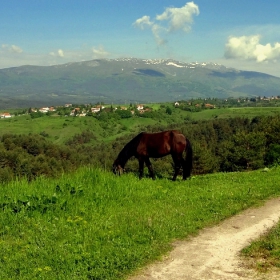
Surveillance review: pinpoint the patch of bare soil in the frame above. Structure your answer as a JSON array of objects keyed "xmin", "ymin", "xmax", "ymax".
[{"xmin": 129, "ymin": 197, "xmax": 280, "ymax": 280}]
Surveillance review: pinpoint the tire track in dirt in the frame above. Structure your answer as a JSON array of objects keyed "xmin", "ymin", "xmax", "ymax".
[{"xmin": 129, "ymin": 197, "xmax": 280, "ymax": 280}]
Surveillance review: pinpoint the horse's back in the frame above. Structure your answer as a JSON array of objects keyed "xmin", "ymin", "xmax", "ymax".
[{"xmin": 136, "ymin": 130, "xmax": 186, "ymax": 157}]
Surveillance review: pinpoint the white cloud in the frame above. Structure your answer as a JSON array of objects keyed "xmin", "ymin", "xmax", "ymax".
[
  {"xmin": 133, "ymin": 15, "xmax": 153, "ymax": 30},
  {"xmin": 50, "ymin": 49, "xmax": 64, "ymax": 57},
  {"xmin": 11, "ymin": 45, "xmax": 23, "ymax": 53},
  {"xmin": 2, "ymin": 44, "xmax": 23, "ymax": 53},
  {"xmin": 0, "ymin": 45, "xmax": 113, "ymax": 69},
  {"xmin": 134, "ymin": 1, "xmax": 199, "ymax": 45},
  {"xmin": 58, "ymin": 49, "xmax": 64, "ymax": 57},
  {"xmin": 225, "ymin": 35, "xmax": 280, "ymax": 62},
  {"xmin": 92, "ymin": 45, "xmax": 110, "ymax": 58},
  {"xmin": 156, "ymin": 1, "xmax": 199, "ymax": 32}
]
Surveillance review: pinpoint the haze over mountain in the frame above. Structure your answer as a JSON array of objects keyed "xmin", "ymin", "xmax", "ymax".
[{"xmin": 0, "ymin": 58, "xmax": 280, "ymax": 109}]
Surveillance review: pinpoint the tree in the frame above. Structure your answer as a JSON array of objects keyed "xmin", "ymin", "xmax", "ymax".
[
  {"xmin": 115, "ymin": 109, "xmax": 132, "ymax": 119},
  {"xmin": 265, "ymin": 144, "xmax": 280, "ymax": 166},
  {"xmin": 165, "ymin": 106, "xmax": 172, "ymax": 115},
  {"xmin": 231, "ymin": 131, "xmax": 266, "ymax": 170}
]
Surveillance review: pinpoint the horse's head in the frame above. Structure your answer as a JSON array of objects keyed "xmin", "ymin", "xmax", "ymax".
[{"xmin": 112, "ymin": 160, "xmax": 124, "ymax": 176}]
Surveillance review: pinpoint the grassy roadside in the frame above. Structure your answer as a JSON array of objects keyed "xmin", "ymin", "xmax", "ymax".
[
  {"xmin": 241, "ymin": 220, "xmax": 280, "ymax": 272},
  {"xmin": 1, "ymin": 167, "xmax": 280, "ymax": 279}
]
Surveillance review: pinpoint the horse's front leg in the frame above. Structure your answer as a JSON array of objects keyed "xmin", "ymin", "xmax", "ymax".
[
  {"xmin": 145, "ymin": 158, "xmax": 155, "ymax": 180},
  {"xmin": 172, "ymin": 167, "xmax": 180, "ymax": 181},
  {"xmin": 138, "ymin": 158, "xmax": 144, "ymax": 179},
  {"xmin": 171, "ymin": 155, "xmax": 181, "ymax": 181}
]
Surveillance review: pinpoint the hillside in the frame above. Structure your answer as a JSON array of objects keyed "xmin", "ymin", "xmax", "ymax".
[{"xmin": 1, "ymin": 58, "xmax": 280, "ymax": 109}]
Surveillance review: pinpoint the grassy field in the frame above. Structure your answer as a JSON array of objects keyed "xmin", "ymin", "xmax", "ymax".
[
  {"xmin": 190, "ymin": 106, "xmax": 280, "ymax": 121},
  {"xmin": 2, "ymin": 106, "xmax": 280, "ymax": 145},
  {"xmin": 1, "ymin": 167, "xmax": 280, "ymax": 279},
  {"xmin": 1, "ymin": 105, "xmax": 280, "ymax": 278},
  {"xmin": 241, "ymin": 217, "xmax": 280, "ymax": 272}
]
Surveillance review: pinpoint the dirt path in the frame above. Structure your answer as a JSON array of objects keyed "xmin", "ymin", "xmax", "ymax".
[{"xmin": 129, "ymin": 197, "xmax": 280, "ymax": 280}]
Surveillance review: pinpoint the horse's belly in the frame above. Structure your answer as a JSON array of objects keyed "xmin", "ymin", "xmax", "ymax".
[{"xmin": 148, "ymin": 148, "xmax": 170, "ymax": 158}]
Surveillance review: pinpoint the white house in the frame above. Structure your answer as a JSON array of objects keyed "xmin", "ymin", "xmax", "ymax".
[
  {"xmin": 91, "ymin": 105, "xmax": 105, "ymax": 113},
  {"xmin": 137, "ymin": 104, "xmax": 144, "ymax": 110},
  {"xmin": 39, "ymin": 107, "xmax": 49, "ymax": 113},
  {"xmin": 0, "ymin": 112, "xmax": 12, "ymax": 118}
]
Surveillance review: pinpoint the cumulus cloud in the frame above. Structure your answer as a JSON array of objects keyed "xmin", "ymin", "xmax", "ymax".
[
  {"xmin": 2, "ymin": 44, "xmax": 23, "ymax": 53},
  {"xmin": 57, "ymin": 49, "xmax": 64, "ymax": 57},
  {"xmin": 133, "ymin": 1, "xmax": 199, "ymax": 45},
  {"xmin": 156, "ymin": 1, "xmax": 199, "ymax": 32},
  {"xmin": 92, "ymin": 45, "xmax": 110, "ymax": 58},
  {"xmin": 134, "ymin": 15, "xmax": 153, "ymax": 29},
  {"xmin": 11, "ymin": 45, "xmax": 23, "ymax": 53},
  {"xmin": 50, "ymin": 49, "xmax": 64, "ymax": 57},
  {"xmin": 225, "ymin": 35, "xmax": 280, "ymax": 62}
]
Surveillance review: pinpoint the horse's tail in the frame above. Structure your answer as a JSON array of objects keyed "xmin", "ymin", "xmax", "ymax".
[{"xmin": 184, "ymin": 138, "xmax": 193, "ymax": 179}]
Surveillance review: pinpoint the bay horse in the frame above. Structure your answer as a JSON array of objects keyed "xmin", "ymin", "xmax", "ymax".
[{"xmin": 113, "ymin": 130, "xmax": 192, "ymax": 181}]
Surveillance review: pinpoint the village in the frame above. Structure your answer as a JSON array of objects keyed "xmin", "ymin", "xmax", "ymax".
[
  {"xmin": 1, "ymin": 95, "xmax": 280, "ymax": 119},
  {"xmin": 0, "ymin": 103, "xmax": 148, "ymax": 118}
]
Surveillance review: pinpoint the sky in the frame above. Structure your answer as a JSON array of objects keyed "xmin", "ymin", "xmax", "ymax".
[{"xmin": 1, "ymin": 0, "xmax": 280, "ymax": 77}]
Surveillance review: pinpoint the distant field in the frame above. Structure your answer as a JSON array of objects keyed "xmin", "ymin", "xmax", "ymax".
[
  {"xmin": 191, "ymin": 107, "xmax": 280, "ymax": 120},
  {"xmin": 1, "ymin": 106, "xmax": 280, "ymax": 145}
]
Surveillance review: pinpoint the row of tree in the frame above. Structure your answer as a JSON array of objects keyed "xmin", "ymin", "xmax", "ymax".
[{"xmin": 1, "ymin": 114, "xmax": 280, "ymax": 182}]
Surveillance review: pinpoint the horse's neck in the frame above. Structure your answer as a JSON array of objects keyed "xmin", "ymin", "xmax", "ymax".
[
  {"xmin": 118, "ymin": 146, "xmax": 133, "ymax": 166},
  {"xmin": 118, "ymin": 133, "xmax": 141, "ymax": 166}
]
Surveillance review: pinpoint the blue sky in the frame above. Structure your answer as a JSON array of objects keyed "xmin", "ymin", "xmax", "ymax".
[{"xmin": 1, "ymin": 0, "xmax": 280, "ymax": 77}]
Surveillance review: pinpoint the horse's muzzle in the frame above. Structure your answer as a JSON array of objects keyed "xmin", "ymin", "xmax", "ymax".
[{"xmin": 113, "ymin": 165, "xmax": 124, "ymax": 176}]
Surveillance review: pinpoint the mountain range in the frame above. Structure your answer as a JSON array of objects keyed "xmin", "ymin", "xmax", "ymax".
[{"xmin": 0, "ymin": 58, "xmax": 280, "ymax": 109}]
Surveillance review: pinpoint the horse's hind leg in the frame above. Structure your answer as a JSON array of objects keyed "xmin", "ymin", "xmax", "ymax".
[
  {"xmin": 145, "ymin": 158, "xmax": 155, "ymax": 180},
  {"xmin": 183, "ymin": 163, "xmax": 190, "ymax": 180},
  {"xmin": 182, "ymin": 155, "xmax": 191, "ymax": 180}
]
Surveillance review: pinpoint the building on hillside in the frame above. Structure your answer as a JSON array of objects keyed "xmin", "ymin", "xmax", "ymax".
[
  {"xmin": 39, "ymin": 107, "xmax": 49, "ymax": 113},
  {"xmin": 91, "ymin": 105, "xmax": 105, "ymax": 113},
  {"xmin": 0, "ymin": 112, "xmax": 12, "ymax": 118},
  {"xmin": 204, "ymin": 103, "xmax": 215, "ymax": 109},
  {"xmin": 137, "ymin": 104, "xmax": 144, "ymax": 110}
]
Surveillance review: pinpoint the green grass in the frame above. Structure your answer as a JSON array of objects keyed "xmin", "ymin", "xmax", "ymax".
[
  {"xmin": 1, "ymin": 167, "xmax": 280, "ymax": 279},
  {"xmin": 191, "ymin": 107, "xmax": 280, "ymax": 121},
  {"xmin": 0, "ymin": 115, "xmax": 102, "ymax": 144},
  {"xmin": 241, "ymin": 221, "xmax": 280, "ymax": 272}
]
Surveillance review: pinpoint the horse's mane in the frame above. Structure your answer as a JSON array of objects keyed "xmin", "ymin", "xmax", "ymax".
[{"xmin": 117, "ymin": 132, "xmax": 143, "ymax": 167}]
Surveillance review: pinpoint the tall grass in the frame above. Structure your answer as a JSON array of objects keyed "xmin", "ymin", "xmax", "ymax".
[{"xmin": 1, "ymin": 167, "xmax": 280, "ymax": 279}]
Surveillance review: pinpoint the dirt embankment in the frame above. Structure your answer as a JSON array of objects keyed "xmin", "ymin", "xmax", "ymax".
[{"xmin": 129, "ymin": 197, "xmax": 280, "ymax": 280}]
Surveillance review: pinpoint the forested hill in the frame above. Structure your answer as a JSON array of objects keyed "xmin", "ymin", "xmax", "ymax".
[
  {"xmin": 1, "ymin": 58, "xmax": 280, "ymax": 109},
  {"xmin": 1, "ymin": 113, "xmax": 280, "ymax": 182}
]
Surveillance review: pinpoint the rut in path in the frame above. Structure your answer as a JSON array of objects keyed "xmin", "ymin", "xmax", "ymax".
[{"xmin": 129, "ymin": 197, "xmax": 280, "ymax": 280}]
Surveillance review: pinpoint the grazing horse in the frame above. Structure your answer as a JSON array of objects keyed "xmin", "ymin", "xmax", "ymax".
[{"xmin": 113, "ymin": 130, "xmax": 192, "ymax": 181}]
